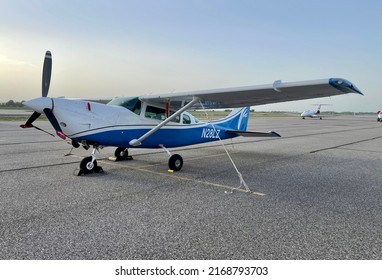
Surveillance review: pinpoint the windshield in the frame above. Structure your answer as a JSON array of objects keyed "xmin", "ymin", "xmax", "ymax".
[{"xmin": 107, "ymin": 97, "xmax": 141, "ymax": 115}]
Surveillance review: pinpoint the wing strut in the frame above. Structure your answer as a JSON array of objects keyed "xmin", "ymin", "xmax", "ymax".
[{"xmin": 129, "ymin": 96, "xmax": 200, "ymax": 147}]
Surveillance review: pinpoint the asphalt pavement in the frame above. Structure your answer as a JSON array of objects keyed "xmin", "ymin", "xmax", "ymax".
[{"xmin": 0, "ymin": 115, "xmax": 381, "ymax": 259}]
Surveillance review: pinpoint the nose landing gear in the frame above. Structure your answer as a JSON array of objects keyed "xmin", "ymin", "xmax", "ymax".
[{"xmin": 75, "ymin": 146, "xmax": 104, "ymax": 176}]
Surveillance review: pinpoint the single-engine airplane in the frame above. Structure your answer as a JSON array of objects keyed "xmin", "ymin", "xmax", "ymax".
[{"xmin": 21, "ymin": 51, "xmax": 363, "ymax": 174}]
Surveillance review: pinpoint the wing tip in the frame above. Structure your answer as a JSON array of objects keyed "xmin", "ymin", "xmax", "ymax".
[{"xmin": 329, "ymin": 78, "xmax": 363, "ymax": 95}]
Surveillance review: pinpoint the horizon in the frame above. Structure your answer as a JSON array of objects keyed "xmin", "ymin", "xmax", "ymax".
[{"xmin": 0, "ymin": 100, "xmax": 378, "ymax": 114}]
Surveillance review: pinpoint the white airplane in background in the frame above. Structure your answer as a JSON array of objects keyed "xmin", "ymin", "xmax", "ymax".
[
  {"xmin": 20, "ymin": 51, "xmax": 363, "ymax": 175},
  {"xmin": 301, "ymin": 104, "xmax": 330, "ymax": 119}
]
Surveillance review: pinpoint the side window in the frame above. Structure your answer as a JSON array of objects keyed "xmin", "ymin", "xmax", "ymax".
[
  {"xmin": 145, "ymin": 106, "xmax": 165, "ymax": 120},
  {"xmin": 145, "ymin": 106, "xmax": 180, "ymax": 122},
  {"xmin": 183, "ymin": 114, "xmax": 191, "ymax": 124}
]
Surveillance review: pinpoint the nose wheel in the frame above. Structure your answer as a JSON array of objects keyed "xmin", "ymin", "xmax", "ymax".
[
  {"xmin": 80, "ymin": 156, "xmax": 98, "ymax": 173},
  {"xmin": 75, "ymin": 147, "xmax": 103, "ymax": 176}
]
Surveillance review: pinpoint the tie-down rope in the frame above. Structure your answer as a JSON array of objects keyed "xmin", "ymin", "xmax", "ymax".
[{"xmin": 199, "ymin": 102, "xmax": 251, "ymax": 193}]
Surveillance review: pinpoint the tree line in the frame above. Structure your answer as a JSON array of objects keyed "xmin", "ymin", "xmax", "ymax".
[{"xmin": 0, "ymin": 100, "xmax": 26, "ymax": 107}]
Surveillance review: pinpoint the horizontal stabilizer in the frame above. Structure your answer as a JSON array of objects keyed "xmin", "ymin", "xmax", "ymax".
[{"xmin": 226, "ymin": 130, "xmax": 281, "ymax": 137}]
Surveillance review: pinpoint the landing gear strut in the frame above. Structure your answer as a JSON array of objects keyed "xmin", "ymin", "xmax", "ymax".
[
  {"xmin": 160, "ymin": 144, "xmax": 183, "ymax": 171},
  {"xmin": 76, "ymin": 146, "xmax": 103, "ymax": 175}
]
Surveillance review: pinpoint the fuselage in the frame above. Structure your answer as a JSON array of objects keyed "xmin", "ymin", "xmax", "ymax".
[
  {"xmin": 301, "ymin": 109, "xmax": 320, "ymax": 118},
  {"xmin": 24, "ymin": 97, "xmax": 250, "ymax": 148}
]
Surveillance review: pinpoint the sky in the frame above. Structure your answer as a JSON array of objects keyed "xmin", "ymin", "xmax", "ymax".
[{"xmin": 0, "ymin": 0, "xmax": 381, "ymax": 112}]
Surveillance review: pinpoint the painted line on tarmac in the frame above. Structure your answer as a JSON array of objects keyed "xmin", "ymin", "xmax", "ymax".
[
  {"xmin": 103, "ymin": 159, "xmax": 266, "ymax": 197},
  {"xmin": 69, "ymin": 153, "xmax": 265, "ymax": 197},
  {"xmin": 310, "ymin": 135, "xmax": 382, "ymax": 154}
]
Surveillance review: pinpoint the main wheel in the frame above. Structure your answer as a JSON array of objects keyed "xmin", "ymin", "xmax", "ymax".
[
  {"xmin": 80, "ymin": 156, "xmax": 97, "ymax": 173},
  {"xmin": 114, "ymin": 147, "xmax": 128, "ymax": 161},
  {"xmin": 71, "ymin": 139, "xmax": 80, "ymax": 148},
  {"xmin": 168, "ymin": 154, "xmax": 183, "ymax": 171}
]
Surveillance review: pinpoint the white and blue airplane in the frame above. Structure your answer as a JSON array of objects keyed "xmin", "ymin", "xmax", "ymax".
[
  {"xmin": 301, "ymin": 104, "xmax": 330, "ymax": 119},
  {"xmin": 21, "ymin": 51, "xmax": 363, "ymax": 174}
]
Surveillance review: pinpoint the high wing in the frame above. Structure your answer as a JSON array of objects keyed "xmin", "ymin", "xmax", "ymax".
[{"xmin": 140, "ymin": 78, "xmax": 363, "ymax": 109}]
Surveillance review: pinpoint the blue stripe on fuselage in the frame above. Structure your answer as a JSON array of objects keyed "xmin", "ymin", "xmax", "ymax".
[{"xmin": 73, "ymin": 123, "xmax": 239, "ymax": 148}]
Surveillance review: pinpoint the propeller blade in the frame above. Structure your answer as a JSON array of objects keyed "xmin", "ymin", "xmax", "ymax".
[
  {"xmin": 20, "ymin": 111, "xmax": 41, "ymax": 128},
  {"xmin": 43, "ymin": 108, "xmax": 61, "ymax": 132},
  {"xmin": 43, "ymin": 108, "xmax": 66, "ymax": 139},
  {"xmin": 42, "ymin": 51, "xmax": 52, "ymax": 97}
]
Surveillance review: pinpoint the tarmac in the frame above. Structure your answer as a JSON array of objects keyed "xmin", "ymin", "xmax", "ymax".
[{"xmin": 0, "ymin": 115, "xmax": 381, "ymax": 259}]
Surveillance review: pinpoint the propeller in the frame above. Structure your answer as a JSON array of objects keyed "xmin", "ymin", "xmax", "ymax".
[
  {"xmin": 20, "ymin": 51, "xmax": 64, "ymax": 139},
  {"xmin": 20, "ymin": 111, "xmax": 41, "ymax": 128},
  {"xmin": 20, "ymin": 51, "xmax": 52, "ymax": 128},
  {"xmin": 42, "ymin": 51, "xmax": 52, "ymax": 97}
]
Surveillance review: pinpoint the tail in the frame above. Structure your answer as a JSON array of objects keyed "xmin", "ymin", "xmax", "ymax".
[
  {"xmin": 213, "ymin": 107, "xmax": 250, "ymax": 131},
  {"xmin": 214, "ymin": 107, "xmax": 281, "ymax": 138},
  {"xmin": 316, "ymin": 104, "xmax": 322, "ymax": 114}
]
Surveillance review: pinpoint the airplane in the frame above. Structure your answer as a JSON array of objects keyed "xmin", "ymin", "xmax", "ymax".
[
  {"xmin": 20, "ymin": 51, "xmax": 363, "ymax": 175},
  {"xmin": 377, "ymin": 111, "xmax": 382, "ymax": 122},
  {"xmin": 300, "ymin": 104, "xmax": 330, "ymax": 119}
]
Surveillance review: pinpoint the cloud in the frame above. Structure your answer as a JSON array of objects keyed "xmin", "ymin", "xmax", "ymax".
[{"xmin": 0, "ymin": 54, "xmax": 36, "ymax": 67}]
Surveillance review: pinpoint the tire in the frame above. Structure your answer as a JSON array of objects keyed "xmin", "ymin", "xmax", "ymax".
[
  {"xmin": 80, "ymin": 156, "xmax": 97, "ymax": 173},
  {"xmin": 114, "ymin": 147, "xmax": 128, "ymax": 161},
  {"xmin": 71, "ymin": 139, "xmax": 80, "ymax": 148},
  {"xmin": 168, "ymin": 154, "xmax": 183, "ymax": 171}
]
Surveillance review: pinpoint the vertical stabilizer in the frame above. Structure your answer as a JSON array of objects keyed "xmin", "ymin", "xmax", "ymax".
[{"xmin": 215, "ymin": 107, "xmax": 250, "ymax": 131}]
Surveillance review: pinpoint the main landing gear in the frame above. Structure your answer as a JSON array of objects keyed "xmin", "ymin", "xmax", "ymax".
[
  {"xmin": 112, "ymin": 145, "xmax": 183, "ymax": 171},
  {"xmin": 114, "ymin": 147, "xmax": 130, "ymax": 161},
  {"xmin": 112, "ymin": 145, "xmax": 183, "ymax": 172},
  {"xmin": 168, "ymin": 154, "xmax": 183, "ymax": 171},
  {"xmin": 160, "ymin": 144, "xmax": 183, "ymax": 171}
]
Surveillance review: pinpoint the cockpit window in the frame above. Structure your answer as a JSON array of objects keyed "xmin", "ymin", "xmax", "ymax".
[
  {"xmin": 107, "ymin": 97, "xmax": 141, "ymax": 115},
  {"xmin": 145, "ymin": 106, "xmax": 180, "ymax": 122}
]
